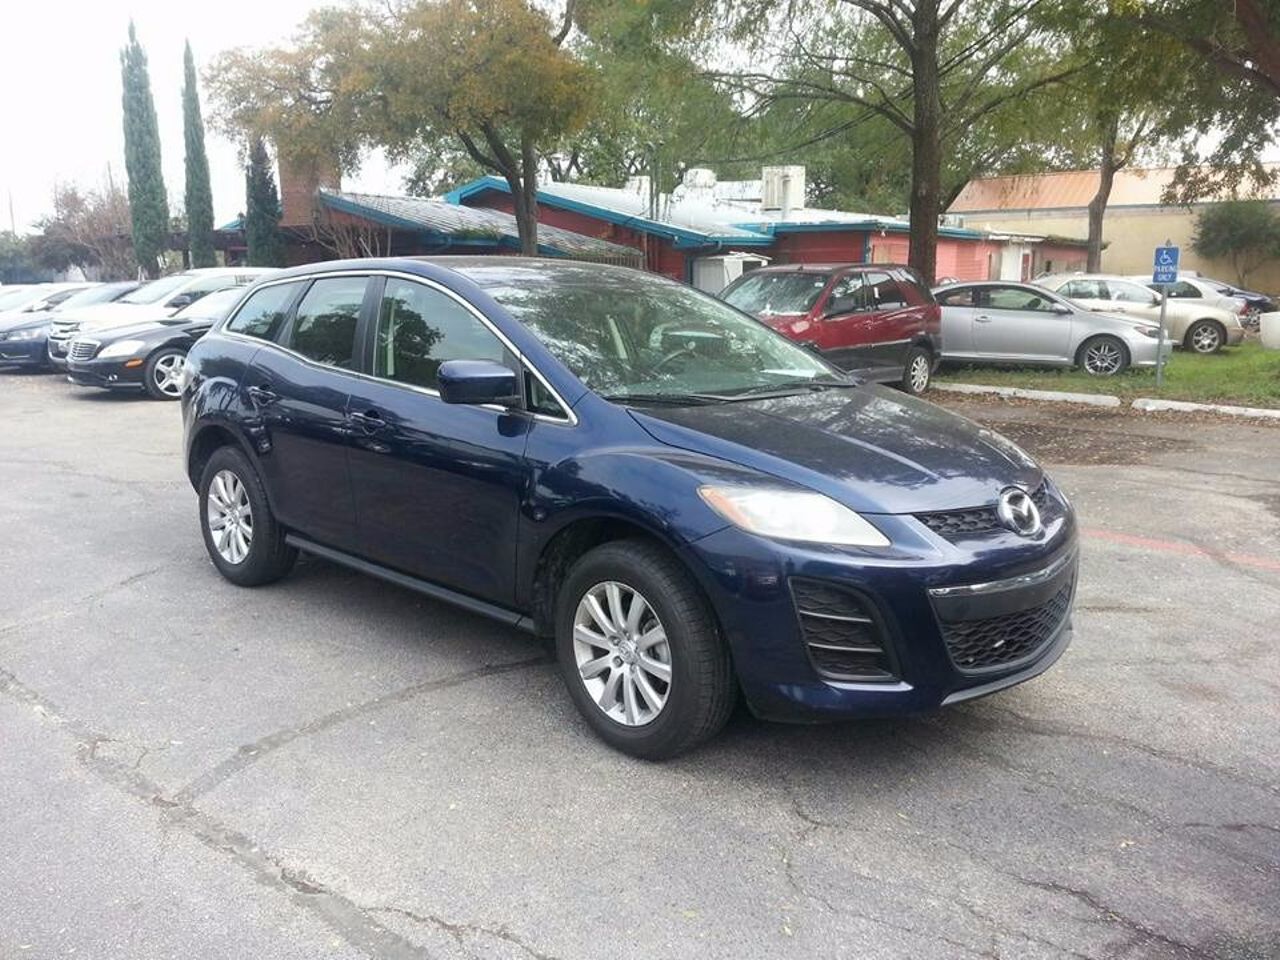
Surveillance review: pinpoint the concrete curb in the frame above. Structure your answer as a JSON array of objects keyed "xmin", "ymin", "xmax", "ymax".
[
  {"xmin": 932, "ymin": 382, "xmax": 1122, "ymax": 407},
  {"xmin": 1130, "ymin": 397, "xmax": 1280, "ymax": 420}
]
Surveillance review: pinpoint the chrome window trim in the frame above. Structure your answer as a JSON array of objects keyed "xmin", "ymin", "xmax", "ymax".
[
  {"xmin": 928, "ymin": 548, "xmax": 1077, "ymax": 599},
  {"xmin": 221, "ymin": 269, "xmax": 578, "ymax": 426}
]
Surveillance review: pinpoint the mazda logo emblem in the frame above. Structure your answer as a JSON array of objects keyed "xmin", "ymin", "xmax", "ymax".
[{"xmin": 996, "ymin": 487, "xmax": 1042, "ymax": 537}]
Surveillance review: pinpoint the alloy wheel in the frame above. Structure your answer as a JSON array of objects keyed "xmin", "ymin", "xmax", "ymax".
[
  {"xmin": 206, "ymin": 470, "xmax": 253, "ymax": 564},
  {"xmin": 573, "ymin": 581, "xmax": 672, "ymax": 726},
  {"xmin": 1191, "ymin": 324, "xmax": 1222, "ymax": 353},
  {"xmin": 152, "ymin": 353, "xmax": 186, "ymax": 396},
  {"xmin": 909, "ymin": 354, "xmax": 931, "ymax": 393},
  {"xmin": 1083, "ymin": 341, "xmax": 1122, "ymax": 375}
]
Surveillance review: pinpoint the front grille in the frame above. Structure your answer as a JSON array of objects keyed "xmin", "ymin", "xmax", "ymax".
[
  {"xmin": 939, "ymin": 580, "xmax": 1072, "ymax": 672},
  {"xmin": 916, "ymin": 483, "xmax": 1050, "ymax": 540},
  {"xmin": 790, "ymin": 579, "xmax": 896, "ymax": 681},
  {"xmin": 68, "ymin": 339, "xmax": 99, "ymax": 362}
]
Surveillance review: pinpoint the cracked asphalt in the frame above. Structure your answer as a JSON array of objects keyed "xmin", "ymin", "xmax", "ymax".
[{"xmin": 1, "ymin": 371, "xmax": 1278, "ymax": 960}]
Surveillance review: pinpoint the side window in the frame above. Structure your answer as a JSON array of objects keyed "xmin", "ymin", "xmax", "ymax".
[
  {"xmin": 985, "ymin": 286, "xmax": 1056, "ymax": 312},
  {"xmin": 865, "ymin": 272, "xmax": 907, "ymax": 309},
  {"xmin": 1062, "ymin": 279, "xmax": 1105, "ymax": 300},
  {"xmin": 224, "ymin": 282, "xmax": 304, "ymax": 341},
  {"xmin": 1167, "ymin": 281, "xmax": 1199, "ymax": 298},
  {"xmin": 936, "ymin": 288, "xmax": 976, "ymax": 307},
  {"xmin": 1109, "ymin": 282, "xmax": 1158, "ymax": 304},
  {"xmin": 825, "ymin": 274, "xmax": 868, "ymax": 312},
  {"xmin": 287, "ymin": 276, "xmax": 366, "ymax": 368},
  {"xmin": 526, "ymin": 372, "xmax": 568, "ymax": 419},
  {"xmin": 374, "ymin": 278, "xmax": 508, "ymax": 391}
]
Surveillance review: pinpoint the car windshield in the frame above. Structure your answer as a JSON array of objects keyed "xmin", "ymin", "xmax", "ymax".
[
  {"xmin": 119, "ymin": 275, "xmax": 191, "ymax": 304},
  {"xmin": 456, "ymin": 262, "xmax": 842, "ymax": 399},
  {"xmin": 0, "ymin": 287, "xmax": 35, "ymax": 311},
  {"xmin": 174, "ymin": 286, "xmax": 246, "ymax": 320},
  {"xmin": 55, "ymin": 284, "xmax": 132, "ymax": 310},
  {"xmin": 722, "ymin": 271, "xmax": 832, "ymax": 316}
]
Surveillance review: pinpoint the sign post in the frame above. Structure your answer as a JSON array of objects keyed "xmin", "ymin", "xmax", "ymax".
[{"xmin": 1152, "ymin": 244, "xmax": 1179, "ymax": 389}]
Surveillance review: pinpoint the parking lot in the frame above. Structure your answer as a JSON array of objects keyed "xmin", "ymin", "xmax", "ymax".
[{"xmin": 1, "ymin": 371, "xmax": 1277, "ymax": 960}]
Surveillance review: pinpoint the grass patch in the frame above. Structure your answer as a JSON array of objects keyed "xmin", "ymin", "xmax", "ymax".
[{"xmin": 936, "ymin": 341, "xmax": 1280, "ymax": 408}]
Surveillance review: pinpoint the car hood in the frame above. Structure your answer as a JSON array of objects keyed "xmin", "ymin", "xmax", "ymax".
[
  {"xmin": 57, "ymin": 303, "xmax": 175, "ymax": 329},
  {"xmin": 82, "ymin": 318, "xmax": 184, "ymax": 342},
  {"xmin": 629, "ymin": 385, "xmax": 1041, "ymax": 514},
  {"xmin": 0, "ymin": 311, "xmax": 52, "ymax": 333}
]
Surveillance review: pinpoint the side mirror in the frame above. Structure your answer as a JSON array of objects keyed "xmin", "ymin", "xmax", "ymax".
[
  {"xmin": 437, "ymin": 359, "xmax": 521, "ymax": 407},
  {"xmin": 1052, "ymin": 303, "xmax": 1072, "ymax": 315},
  {"xmin": 167, "ymin": 293, "xmax": 195, "ymax": 309}
]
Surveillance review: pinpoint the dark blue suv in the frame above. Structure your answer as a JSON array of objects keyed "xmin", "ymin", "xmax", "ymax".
[{"xmin": 182, "ymin": 258, "xmax": 1077, "ymax": 758}]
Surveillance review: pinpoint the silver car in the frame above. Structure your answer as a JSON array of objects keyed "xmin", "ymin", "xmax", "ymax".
[{"xmin": 934, "ymin": 281, "xmax": 1172, "ymax": 376}]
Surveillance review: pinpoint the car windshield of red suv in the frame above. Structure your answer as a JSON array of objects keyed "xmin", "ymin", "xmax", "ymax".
[{"xmin": 722, "ymin": 271, "xmax": 832, "ymax": 316}]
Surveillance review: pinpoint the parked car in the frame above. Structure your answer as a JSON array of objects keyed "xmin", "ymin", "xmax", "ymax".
[
  {"xmin": 1036, "ymin": 273, "xmax": 1243, "ymax": 354},
  {"xmin": 66, "ymin": 286, "xmax": 248, "ymax": 399},
  {"xmin": 183, "ymin": 258, "xmax": 1077, "ymax": 759},
  {"xmin": 1194, "ymin": 276, "xmax": 1275, "ymax": 314},
  {"xmin": 933, "ymin": 281, "xmax": 1172, "ymax": 376},
  {"xmin": 48, "ymin": 268, "xmax": 275, "ymax": 368},
  {"xmin": 0, "ymin": 282, "xmax": 139, "ymax": 370},
  {"xmin": 1128, "ymin": 274, "xmax": 1250, "ymax": 316},
  {"xmin": 719, "ymin": 263, "xmax": 941, "ymax": 395},
  {"xmin": 0, "ymin": 282, "xmax": 94, "ymax": 319}
]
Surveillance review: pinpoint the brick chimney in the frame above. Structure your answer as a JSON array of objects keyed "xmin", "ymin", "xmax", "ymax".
[{"xmin": 277, "ymin": 149, "xmax": 341, "ymax": 228}]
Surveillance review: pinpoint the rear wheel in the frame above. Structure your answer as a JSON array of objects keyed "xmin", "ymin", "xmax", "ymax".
[
  {"xmin": 555, "ymin": 539, "xmax": 734, "ymax": 759},
  {"xmin": 899, "ymin": 345, "xmax": 933, "ymax": 395},
  {"xmin": 143, "ymin": 347, "xmax": 187, "ymax": 400},
  {"xmin": 1185, "ymin": 319, "xmax": 1225, "ymax": 354},
  {"xmin": 198, "ymin": 446, "xmax": 297, "ymax": 586},
  {"xmin": 1077, "ymin": 335, "xmax": 1129, "ymax": 376}
]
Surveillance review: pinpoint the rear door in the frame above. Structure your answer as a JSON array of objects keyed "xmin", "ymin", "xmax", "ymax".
[
  {"xmin": 344, "ymin": 275, "xmax": 532, "ymax": 605},
  {"xmin": 239, "ymin": 275, "xmax": 370, "ymax": 552},
  {"xmin": 972, "ymin": 284, "xmax": 1072, "ymax": 360},
  {"xmin": 818, "ymin": 270, "xmax": 909, "ymax": 374},
  {"xmin": 935, "ymin": 286, "xmax": 978, "ymax": 356}
]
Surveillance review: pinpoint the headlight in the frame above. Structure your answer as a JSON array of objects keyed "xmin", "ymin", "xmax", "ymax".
[
  {"xmin": 97, "ymin": 339, "xmax": 148, "ymax": 359},
  {"xmin": 5, "ymin": 326, "xmax": 47, "ymax": 341},
  {"xmin": 698, "ymin": 485, "xmax": 890, "ymax": 547},
  {"xmin": 1135, "ymin": 326, "xmax": 1161, "ymax": 339}
]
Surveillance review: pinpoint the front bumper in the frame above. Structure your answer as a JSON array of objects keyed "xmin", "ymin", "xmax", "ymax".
[
  {"xmin": 66, "ymin": 357, "xmax": 146, "ymax": 390},
  {"xmin": 46, "ymin": 336, "xmax": 71, "ymax": 369},
  {"xmin": 0, "ymin": 336, "xmax": 50, "ymax": 367},
  {"xmin": 683, "ymin": 483, "xmax": 1078, "ymax": 721},
  {"xmin": 1129, "ymin": 336, "xmax": 1175, "ymax": 368}
]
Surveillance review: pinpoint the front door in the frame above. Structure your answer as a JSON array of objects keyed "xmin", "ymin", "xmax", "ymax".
[
  {"xmin": 971, "ymin": 285, "xmax": 1072, "ymax": 361},
  {"xmin": 240, "ymin": 275, "xmax": 369, "ymax": 552},
  {"xmin": 345, "ymin": 275, "xmax": 531, "ymax": 606}
]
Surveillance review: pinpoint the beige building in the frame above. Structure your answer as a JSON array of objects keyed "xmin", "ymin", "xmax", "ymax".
[{"xmin": 947, "ymin": 166, "xmax": 1280, "ymax": 293}]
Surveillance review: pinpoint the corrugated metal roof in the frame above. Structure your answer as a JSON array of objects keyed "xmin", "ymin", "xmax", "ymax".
[
  {"xmin": 950, "ymin": 165, "xmax": 1280, "ymax": 213},
  {"xmin": 317, "ymin": 190, "xmax": 644, "ymax": 263}
]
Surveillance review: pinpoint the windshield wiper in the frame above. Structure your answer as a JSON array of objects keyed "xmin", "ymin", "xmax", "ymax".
[
  {"xmin": 600, "ymin": 392, "xmax": 725, "ymax": 406},
  {"xmin": 721, "ymin": 378, "xmax": 861, "ymax": 400}
]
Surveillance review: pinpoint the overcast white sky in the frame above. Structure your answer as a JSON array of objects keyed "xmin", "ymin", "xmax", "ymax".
[{"xmin": 0, "ymin": 0, "xmax": 403, "ymax": 233}]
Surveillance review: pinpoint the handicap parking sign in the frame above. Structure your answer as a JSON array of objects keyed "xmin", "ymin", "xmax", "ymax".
[{"xmin": 1153, "ymin": 246, "xmax": 1180, "ymax": 284}]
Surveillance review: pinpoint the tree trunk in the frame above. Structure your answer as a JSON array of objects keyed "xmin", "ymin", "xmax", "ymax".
[
  {"xmin": 908, "ymin": 3, "xmax": 941, "ymax": 285},
  {"xmin": 1086, "ymin": 115, "xmax": 1119, "ymax": 273}
]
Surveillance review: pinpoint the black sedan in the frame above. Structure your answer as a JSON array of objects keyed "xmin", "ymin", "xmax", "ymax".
[{"xmin": 65, "ymin": 287, "xmax": 247, "ymax": 399}]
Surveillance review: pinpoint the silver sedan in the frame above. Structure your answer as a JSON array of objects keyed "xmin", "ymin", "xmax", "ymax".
[{"xmin": 933, "ymin": 281, "xmax": 1173, "ymax": 376}]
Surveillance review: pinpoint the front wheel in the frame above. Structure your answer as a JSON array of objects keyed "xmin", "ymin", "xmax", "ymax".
[
  {"xmin": 198, "ymin": 446, "xmax": 297, "ymax": 586},
  {"xmin": 899, "ymin": 346, "xmax": 933, "ymax": 395},
  {"xmin": 555, "ymin": 540, "xmax": 734, "ymax": 759},
  {"xmin": 1077, "ymin": 336, "xmax": 1129, "ymax": 376},
  {"xmin": 143, "ymin": 347, "xmax": 187, "ymax": 400},
  {"xmin": 1185, "ymin": 319, "xmax": 1225, "ymax": 354}
]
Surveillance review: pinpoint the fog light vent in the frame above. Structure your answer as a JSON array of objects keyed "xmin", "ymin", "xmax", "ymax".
[{"xmin": 789, "ymin": 579, "xmax": 896, "ymax": 682}]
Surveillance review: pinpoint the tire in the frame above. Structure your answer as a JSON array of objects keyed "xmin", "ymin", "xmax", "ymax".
[
  {"xmin": 1185, "ymin": 319, "xmax": 1225, "ymax": 354},
  {"xmin": 899, "ymin": 345, "xmax": 933, "ymax": 395},
  {"xmin": 555, "ymin": 539, "xmax": 735, "ymax": 760},
  {"xmin": 142, "ymin": 347, "xmax": 187, "ymax": 400},
  {"xmin": 1077, "ymin": 335, "xmax": 1129, "ymax": 376},
  {"xmin": 198, "ymin": 446, "xmax": 297, "ymax": 587}
]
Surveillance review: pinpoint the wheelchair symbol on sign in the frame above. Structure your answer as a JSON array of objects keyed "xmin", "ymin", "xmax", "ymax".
[{"xmin": 1157, "ymin": 249, "xmax": 1176, "ymax": 266}]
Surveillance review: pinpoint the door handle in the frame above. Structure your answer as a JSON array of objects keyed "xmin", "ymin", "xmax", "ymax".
[
  {"xmin": 247, "ymin": 384, "xmax": 278, "ymax": 405},
  {"xmin": 349, "ymin": 409, "xmax": 387, "ymax": 433},
  {"xmin": 974, "ymin": 314, "xmax": 993, "ymax": 323}
]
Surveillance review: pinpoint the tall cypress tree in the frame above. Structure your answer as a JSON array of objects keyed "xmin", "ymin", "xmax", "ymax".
[
  {"xmin": 244, "ymin": 137, "xmax": 284, "ymax": 267},
  {"xmin": 182, "ymin": 41, "xmax": 216, "ymax": 268},
  {"xmin": 120, "ymin": 22, "xmax": 169, "ymax": 277}
]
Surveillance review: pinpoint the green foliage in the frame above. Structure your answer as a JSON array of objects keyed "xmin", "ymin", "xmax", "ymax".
[
  {"xmin": 183, "ymin": 41, "xmax": 216, "ymax": 268},
  {"xmin": 1192, "ymin": 200, "xmax": 1280, "ymax": 286},
  {"xmin": 29, "ymin": 181, "xmax": 137, "ymax": 279},
  {"xmin": 120, "ymin": 22, "xmax": 169, "ymax": 277},
  {"xmin": 0, "ymin": 232, "xmax": 41, "ymax": 284},
  {"xmin": 245, "ymin": 138, "xmax": 285, "ymax": 267}
]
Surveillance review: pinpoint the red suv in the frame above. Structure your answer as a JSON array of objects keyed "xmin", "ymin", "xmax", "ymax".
[{"xmin": 719, "ymin": 263, "xmax": 941, "ymax": 394}]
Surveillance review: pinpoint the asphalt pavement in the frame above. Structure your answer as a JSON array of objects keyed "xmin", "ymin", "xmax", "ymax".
[{"xmin": 1, "ymin": 371, "xmax": 1277, "ymax": 960}]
